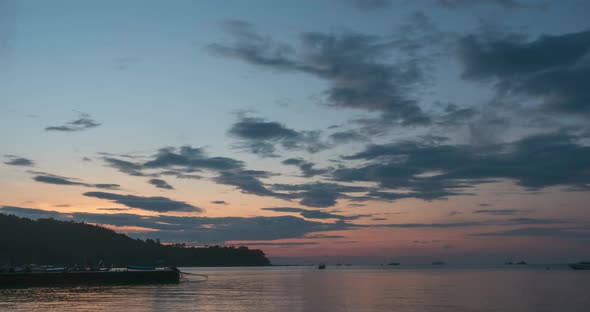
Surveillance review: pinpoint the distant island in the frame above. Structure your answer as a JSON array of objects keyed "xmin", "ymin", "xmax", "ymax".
[{"xmin": 0, "ymin": 214, "xmax": 270, "ymax": 267}]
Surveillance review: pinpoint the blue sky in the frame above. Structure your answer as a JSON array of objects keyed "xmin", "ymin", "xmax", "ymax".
[{"xmin": 2, "ymin": 0, "xmax": 590, "ymax": 264}]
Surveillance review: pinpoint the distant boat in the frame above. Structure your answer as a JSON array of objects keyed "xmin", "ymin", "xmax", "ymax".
[
  {"xmin": 318, "ymin": 263, "xmax": 326, "ymax": 270},
  {"xmin": 387, "ymin": 262, "xmax": 400, "ymax": 266},
  {"xmin": 516, "ymin": 261, "xmax": 527, "ymax": 265},
  {"xmin": 432, "ymin": 261, "xmax": 445, "ymax": 265},
  {"xmin": 568, "ymin": 262, "xmax": 590, "ymax": 270}
]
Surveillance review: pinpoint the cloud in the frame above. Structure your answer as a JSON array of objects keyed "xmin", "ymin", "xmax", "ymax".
[
  {"xmin": 473, "ymin": 209, "xmax": 523, "ymax": 215},
  {"xmin": 83, "ymin": 191, "xmax": 201, "ymax": 212},
  {"xmin": 339, "ymin": 0, "xmax": 392, "ymax": 10},
  {"xmin": 340, "ymin": 0, "xmax": 525, "ymax": 10},
  {"xmin": 33, "ymin": 175, "xmax": 90, "ymax": 186},
  {"xmin": 304, "ymin": 234, "xmax": 347, "ymax": 239},
  {"xmin": 282, "ymin": 158, "xmax": 329, "ymax": 177},
  {"xmin": 3, "ymin": 207, "xmax": 582, "ymax": 245},
  {"xmin": 0, "ymin": 206, "xmax": 64, "ymax": 220},
  {"xmin": 236, "ymin": 242, "xmax": 320, "ymax": 246},
  {"xmin": 228, "ymin": 116, "xmax": 327, "ymax": 157},
  {"xmin": 214, "ymin": 169, "xmax": 293, "ymax": 200},
  {"xmin": 161, "ymin": 171, "xmax": 203, "ymax": 180},
  {"xmin": 328, "ymin": 130, "xmax": 369, "ymax": 144},
  {"xmin": 3, "ymin": 155, "xmax": 35, "ymax": 167},
  {"xmin": 101, "ymin": 146, "xmax": 297, "ymax": 203},
  {"xmin": 45, "ymin": 113, "xmax": 101, "ymax": 132},
  {"xmin": 300, "ymin": 210, "xmax": 365, "ymax": 220},
  {"xmin": 144, "ymin": 146, "xmax": 244, "ymax": 171},
  {"xmin": 471, "ymin": 227, "xmax": 590, "ymax": 238},
  {"xmin": 504, "ymin": 218, "xmax": 565, "ymax": 225},
  {"xmin": 272, "ymin": 182, "xmax": 369, "ymax": 208},
  {"xmin": 333, "ymin": 132, "xmax": 590, "ymax": 201},
  {"xmin": 103, "ymin": 157, "xmax": 146, "ymax": 176},
  {"xmin": 209, "ymin": 22, "xmax": 433, "ymax": 126},
  {"xmin": 413, "ymin": 240, "xmax": 442, "ymax": 244},
  {"xmin": 261, "ymin": 207, "xmax": 303, "ymax": 213},
  {"xmin": 0, "ymin": 206, "xmax": 353, "ymax": 244},
  {"xmin": 211, "ymin": 200, "xmax": 228, "ymax": 205},
  {"xmin": 31, "ymin": 172, "xmax": 120, "ymax": 190},
  {"xmin": 103, "ymin": 156, "xmax": 204, "ymax": 181},
  {"xmin": 96, "ymin": 208, "xmax": 130, "ymax": 211},
  {"xmin": 437, "ymin": 0, "xmax": 525, "ymax": 8},
  {"xmin": 148, "ymin": 178, "xmax": 174, "ymax": 190},
  {"xmin": 436, "ymin": 103, "xmax": 480, "ymax": 128},
  {"xmin": 93, "ymin": 184, "xmax": 122, "ymax": 190},
  {"xmin": 261, "ymin": 207, "xmax": 367, "ymax": 220},
  {"xmin": 459, "ymin": 30, "xmax": 590, "ymax": 115},
  {"xmin": 377, "ymin": 221, "xmax": 482, "ymax": 228},
  {"xmin": 95, "ymin": 130, "xmax": 583, "ymax": 210}
]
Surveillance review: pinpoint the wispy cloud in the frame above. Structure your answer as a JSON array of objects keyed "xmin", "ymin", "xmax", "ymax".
[
  {"xmin": 262, "ymin": 207, "xmax": 369, "ymax": 221},
  {"xmin": 0, "ymin": 206, "xmax": 352, "ymax": 244},
  {"xmin": 228, "ymin": 116, "xmax": 328, "ymax": 157},
  {"xmin": 148, "ymin": 178, "xmax": 174, "ymax": 190},
  {"xmin": 30, "ymin": 171, "xmax": 120, "ymax": 190},
  {"xmin": 4, "ymin": 155, "xmax": 35, "ymax": 167},
  {"xmin": 459, "ymin": 30, "xmax": 590, "ymax": 116},
  {"xmin": 209, "ymin": 21, "xmax": 433, "ymax": 126},
  {"xmin": 333, "ymin": 132, "xmax": 590, "ymax": 202},
  {"xmin": 211, "ymin": 200, "xmax": 228, "ymax": 205},
  {"xmin": 470, "ymin": 227, "xmax": 590, "ymax": 238},
  {"xmin": 45, "ymin": 113, "xmax": 101, "ymax": 132},
  {"xmin": 473, "ymin": 209, "xmax": 524, "ymax": 216},
  {"xmin": 282, "ymin": 158, "xmax": 330, "ymax": 177},
  {"xmin": 437, "ymin": 0, "xmax": 526, "ymax": 9},
  {"xmin": 83, "ymin": 191, "xmax": 201, "ymax": 213}
]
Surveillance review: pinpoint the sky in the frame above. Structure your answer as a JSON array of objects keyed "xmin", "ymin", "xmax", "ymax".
[{"xmin": 1, "ymin": 0, "xmax": 590, "ymax": 265}]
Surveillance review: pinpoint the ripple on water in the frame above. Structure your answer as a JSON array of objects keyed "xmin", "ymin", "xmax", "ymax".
[{"xmin": 1, "ymin": 266, "xmax": 589, "ymax": 312}]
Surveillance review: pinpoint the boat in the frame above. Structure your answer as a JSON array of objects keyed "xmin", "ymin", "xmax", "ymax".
[
  {"xmin": 0, "ymin": 266, "xmax": 180, "ymax": 288},
  {"xmin": 318, "ymin": 263, "xmax": 326, "ymax": 270},
  {"xmin": 516, "ymin": 261, "xmax": 527, "ymax": 265},
  {"xmin": 387, "ymin": 262, "xmax": 400, "ymax": 266},
  {"xmin": 568, "ymin": 262, "xmax": 590, "ymax": 270},
  {"xmin": 432, "ymin": 261, "xmax": 445, "ymax": 265}
]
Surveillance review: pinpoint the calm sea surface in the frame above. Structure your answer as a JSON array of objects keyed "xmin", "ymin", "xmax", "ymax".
[{"xmin": 1, "ymin": 265, "xmax": 588, "ymax": 312}]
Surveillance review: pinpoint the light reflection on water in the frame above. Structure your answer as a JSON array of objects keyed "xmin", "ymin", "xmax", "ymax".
[{"xmin": 1, "ymin": 265, "xmax": 589, "ymax": 312}]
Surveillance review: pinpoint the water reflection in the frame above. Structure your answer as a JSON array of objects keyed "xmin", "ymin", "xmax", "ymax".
[{"xmin": 1, "ymin": 266, "xmax": 588, "ymax": 312}]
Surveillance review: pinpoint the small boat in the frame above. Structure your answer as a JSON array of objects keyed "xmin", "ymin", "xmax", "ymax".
[
  {"xmin": 432, "ymin": 261, "xmax": 445, "ymax": 265},
  {"xmin": 0, "ymin": 267, "xmax": 180, "ymax": 288},
  {"xmin": 387, "ymin": 262, "xmax": 400, "ymax": 266},
  {"xmin": 516, "ymin": 261, "xmax": 527, "ymax": 265},
  {"xmin": 318, "ymin": 263, "xmax": 326, "ymax": 270},
  {"xmin": 568, "ymin": 262, "xmax": 590, "ymax": 270}
]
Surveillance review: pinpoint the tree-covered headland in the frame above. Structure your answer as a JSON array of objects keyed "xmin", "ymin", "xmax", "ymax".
[{"xmin": 0, "ymin": 214, "xmax": 270, "ymax": 267}]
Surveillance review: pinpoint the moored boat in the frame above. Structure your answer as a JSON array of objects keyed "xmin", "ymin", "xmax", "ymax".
[
  {"xmin": 0, "ymin": 267, "xmax": 180, "ymax": 288},
  {"xmin": 568, "ymin": 262, "xmax": 590, "ymax": 270}
]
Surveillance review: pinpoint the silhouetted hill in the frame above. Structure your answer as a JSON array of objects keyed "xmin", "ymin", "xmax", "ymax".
[{"xmin": 0, "ymin": 214, "xmax": 270, "ymax": 267}]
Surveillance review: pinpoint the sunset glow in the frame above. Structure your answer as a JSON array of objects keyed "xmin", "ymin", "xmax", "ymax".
[{"xmin": 2, "ymin": 0, "xmax": 590, "ymax": 264}]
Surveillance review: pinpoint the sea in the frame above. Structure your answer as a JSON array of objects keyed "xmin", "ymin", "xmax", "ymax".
[{"xmin": 1, "ymin": 264, "xmax": 588, "ymax": 312}]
